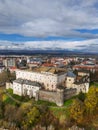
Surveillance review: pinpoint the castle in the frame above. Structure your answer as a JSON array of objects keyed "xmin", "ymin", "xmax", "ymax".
[{"xmin": 6, "ymin": 67, "xmax": 90, "ymax": 106}]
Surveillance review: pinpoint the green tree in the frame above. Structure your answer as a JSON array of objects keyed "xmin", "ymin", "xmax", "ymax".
[
  {"xmin": 78, "ymin": 91, "xmax": 86, "ymax": 102},
  {"xmin": 6, "ymin": 69, "xmax": 16, "ymax": 81},
  {"xmin": 0, "ymin": 69, "xmax": 16, "ymax": 84}
]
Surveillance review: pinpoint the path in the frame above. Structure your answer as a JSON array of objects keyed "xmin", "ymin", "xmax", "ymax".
[{"xmin": 4, "ymin": 89, "xmax": 21, "ymax": 104}]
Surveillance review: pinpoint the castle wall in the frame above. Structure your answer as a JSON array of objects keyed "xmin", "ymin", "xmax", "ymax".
[
  {"xmin": 36, "ymin": 89, "xmax": 64, "ymax": 106},
  {"xmin": 64, "ymin": 88, "xmax": 77, "ymax": 100},
  {"xmin": 36, "ymin": 88, "xmax": 77, "ymax": 106}
]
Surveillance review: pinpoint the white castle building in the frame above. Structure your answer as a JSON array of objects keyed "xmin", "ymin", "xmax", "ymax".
[
  {"xmin": 13, "ymin": 79, "xmax": 42, "ymax": 97},
  {"xmin": 66, "ymin": 71, "xmax": 90, "ymax": 94},
  {"xmin": 9, "ymin": 67, "xmax": 67, "ymax": 97},
  {"xmin": 15, "ymin": 68, "xmax": 67, "ymax": 91}
]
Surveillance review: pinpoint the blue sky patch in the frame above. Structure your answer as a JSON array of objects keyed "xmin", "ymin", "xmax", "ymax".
[{"xmin": 75, "ymin": 29, "xmax": 98, "ymax": 34}]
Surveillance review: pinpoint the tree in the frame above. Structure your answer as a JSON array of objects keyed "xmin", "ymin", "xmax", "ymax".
[
  {"xmin": 0, "ymin": 93, "xmax": 4, "ymax": 119},
  {"xmin": 40, "ymin": 110, "xmax": 55, "ymax": 130},
  {"xmin": 39, "ymin": 104, "xmax": 56, "ymax": 130},
  {"xmin": 25, "ymin": 107, "xmax": 40, "ymax": 129},
  {"xmin": 4, "ymin": 104, "xmax": 18, "ymax": 128},
  {"xmin": 78, "ymin": 91, "xmax": 86, "ymax": 102},
  {"xmin": 6, "ymin": 69, "xmax": 16, "ymax": 81},
  {"xmin": 70, "ymin": 99, "xmax": 85, "ymax": 124},
  {"xmin": 14, "ymin": 107, "xmax": 26, "ymax": 129},
  {"xmin": 84, "ymin": 86, "xmax": 98, "ymax": 115},
  {"xmin": 0, "ymin": 69, "xmax": 16, "ymax": 84},
  {"xmin": 0, "ymin": 71, "xmax": 8, "ymax": 83},
  {"xmin": 14, "ymin": 103, "xmax": 32, "ymax": 129}
]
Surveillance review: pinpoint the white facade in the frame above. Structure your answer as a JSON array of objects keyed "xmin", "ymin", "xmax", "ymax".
[
  {"xmin": 13, "ymin": 80, "xmax": 41, "ymax": 97},
  {"xmin": 15, "ymin": 69, "xmax": 66, "ymax": 91},
  {"xmin": 66, "ymin": 76, "xmax": 89, "ymax": 94},
  {"xmin": 13, "ymin": 82, "xmax": 22, "ymax": 96},
  {"xmin": 22, "ymin": 83, "xmax": 40, "ymax": 97},
  {"xmin": 66, "ymin": 77, "xmax": 76, "ymax": 88},
  {"xmin": 73, "ymin": 83, "xmax": 89, "ymax": 94}
]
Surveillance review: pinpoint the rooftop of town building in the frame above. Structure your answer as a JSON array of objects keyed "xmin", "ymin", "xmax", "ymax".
[
  {"xmin": 31, "ymin": 67, "xmax": 67, "ymax": 75},
  {"xmin": 18, "ymin": 66, "xmax": 67, "ymax": 75}
]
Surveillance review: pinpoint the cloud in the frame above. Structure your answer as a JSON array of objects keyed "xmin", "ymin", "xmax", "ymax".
[
  {"xmin": 0, "ymin": 39, "xmax": 97, "ymax": 53},
  {"xmin": 0, "ymin": 0, "xmax": 98, "ymax": 38}
]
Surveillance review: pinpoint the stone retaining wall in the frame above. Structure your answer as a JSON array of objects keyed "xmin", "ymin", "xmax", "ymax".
[{"xmin": 36, "ymin": 88, "xmax": 77, "ymax": 106}]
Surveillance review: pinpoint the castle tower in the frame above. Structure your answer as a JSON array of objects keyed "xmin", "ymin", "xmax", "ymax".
[{"xmin": 56, "ymin": 88, "xmax": 64, "ymax": 106}]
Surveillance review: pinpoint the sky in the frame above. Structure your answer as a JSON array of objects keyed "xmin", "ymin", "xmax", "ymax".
[{"xmin": 0, "ymin": 0, "xmax": 98, "ymax": 52}]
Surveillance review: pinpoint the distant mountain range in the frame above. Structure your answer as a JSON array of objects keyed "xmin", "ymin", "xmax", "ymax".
[{"xmin": 0, "ymin": 49, "xmax": 98, "ymax": 56}]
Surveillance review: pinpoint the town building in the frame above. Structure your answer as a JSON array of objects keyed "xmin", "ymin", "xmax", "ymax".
[
  {"xmin": 3, "ymin": 58, "xmax": 16, "ymax": 68},
  {"xmin": 73, "ymin": 64, "xmax": 96, "ymax": 73},
  {"xmin": 0, "ymin": 65, "xmax": 5, "ymax": 73}
]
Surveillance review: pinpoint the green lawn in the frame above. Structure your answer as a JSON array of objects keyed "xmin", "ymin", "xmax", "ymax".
[
  {"xmin": 50, "ymin": 106, "xmax": 71, "ymax": 124},
  {"xmin": 64, "ymin": 99, "xmax": 73, "ymax": 106},
  {"xmin": 94, "ymin": 82, "xmax": 98, "ymax": 87},
  {"xmin": 3, "ymin": 93, "xmax": 18, "ymax": 105},
  {"xmin": 12, "ymin": 94, "xmax": 30, "ymax": 102},
  {"xmin": 6, "ymin": 88, "xmax": 13, "ymax": 94},
  {"xmin": 49, "ymin": 96, "xmax": 77, "ymax": 120},
  {"xmin": 33, "ymin": 99, "xmax": 57, "ymax": 106},
  {"xmin": 6, "ymin": 88, "xmax": 30, "ymax": 102},
  {"xmin": 64, "ymin": 95, "xmax": 78, "ymax": 106},
  {"xmin": 90, "ymin": 82, "xmax": 98, "ymax": 87}
]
